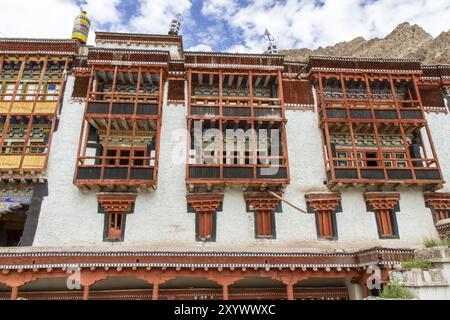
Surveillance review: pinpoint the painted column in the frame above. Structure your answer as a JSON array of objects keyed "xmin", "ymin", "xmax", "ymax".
[
  {"xmin": 346, "ymin": 279, "xmax": 364, "ymax": 300},
  {"xmin": 286, "ymin": 283, "xmax": 295, "ymax": 301},
  {"xmin": 10, "ymin": 286, "xmax": 18, "ymax": 300},
  {"xmin": 83, "ymin": 285, "xmax": 90, "ymax": 300},
  {"xmin": 223, "ymin": 285, "xmax": 229, "ymax": 301},
  {"xmin": 152, "ymin": 283, "xmax": 160, "ymax": 301}
]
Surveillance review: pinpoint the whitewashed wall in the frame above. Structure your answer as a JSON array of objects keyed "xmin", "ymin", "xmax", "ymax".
[
  {"xmin": 33, "ymin": 76, "xmax": 103, "ymax": 246},
  {"xmin": 427, "ymin": 110, "xmax": 450, "ymax": 193},
  {"xmin": 32, "ymin": 79, "xmax": 447, "ymax": 250},
  {"xmin": 97, "ymin": 41, "xmax": 183, "ymax": 60}
]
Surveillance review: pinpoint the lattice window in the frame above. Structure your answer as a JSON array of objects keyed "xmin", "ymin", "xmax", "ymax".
[
  {"xmin": 45, "ymin": 83, "xmax": 60, "ymax": 101},
  {"xmin": 335, "ymin": 149, "xmax": 407, "ymax": 168}
]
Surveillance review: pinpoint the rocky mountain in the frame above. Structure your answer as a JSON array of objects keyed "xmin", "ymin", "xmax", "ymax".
[{"xmin": 283, "ymin": 22, "xmax": 450, "ymax": 64}]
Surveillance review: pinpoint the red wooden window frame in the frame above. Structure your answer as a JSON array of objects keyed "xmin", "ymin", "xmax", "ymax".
[
  {"xmin": 107, "ymin": 212, "xmax": 124, "ymax": 241},
  {"xmin": 435, "ymin": 209, "xmax": 449, "ymax": 222},
  {"xmin": 316, "ymin": 210, "xmax": 334, "ymax": 239},
  {"xmin": 104, "ymin": 147, "xmax": 147, "ymax": 167},
  {"xmin": 335, "ymin": 149, "xmax": 407, "ymax": 168},
  {"xmin": 375, "ymin": 209, "xmax": 395, "ymax": 237},
  {"xmin": 197, "ymin": 211, "xmax": 214, "ymax": 241},
  {"xmin": 256, "ymin": 210, "xmax": 273, "ymax": 238}
]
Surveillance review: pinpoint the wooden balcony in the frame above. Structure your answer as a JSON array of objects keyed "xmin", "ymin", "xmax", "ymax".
[
  {"xmin": 0, "ymin": 154, "xmax": 47, "ymax": 180},
  {"xmin": 86, "ymin": 102, "xmax": 159, "ymax": 116},
  {"xmin": 74, "ymin": 155, "xmax": 156, "ymax": 190},
  {"xmin": 326, "ymin": 158, "xmax": 443, "ymax": 190},
  {"xmin": 0, "ymin": 101, "xmax": 58, "ymax": 115},
  {"xmin": 187, "ymin": 164, "xmax": 289, "ymax": 189},
  {"xmin": 319, "ymin": 102, "xmax": 425, "ymax": 123},
  {"xmin": 436, "ymin": 219, "xmax": 450, "ymax": 239}
]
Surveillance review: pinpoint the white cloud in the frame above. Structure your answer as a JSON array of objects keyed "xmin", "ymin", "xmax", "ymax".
[
  {"xmin": 0, "ymin": 0, "xmax": 80, "ymax": 39},
  {"xmin": 187, "ymin": 44, "xmax": 213, "ymax": 52},
  {"xmin": 128, "ymin": 0, "xmax": 192, "ymax": 35},
  {"xmin": 204, "ymin": 0, "xmax": 450, "ymax": 53},
  {"xmin": 0, "ymin": 0, "xmax": 122, "ymax": 44},
  {"xmin": 82, "ymin": 0, "xmax": 122, "ymax": 25},
  {"xmin": 0, "ymin": 0, "xmax": 449, "ymax": 54},
  {"xmin": 202, "ymin": 0, "xmax": 238, "ymax": 17}
]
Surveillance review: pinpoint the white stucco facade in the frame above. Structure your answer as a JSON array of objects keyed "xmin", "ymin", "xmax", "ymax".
[{"xmin": 31, "ymin": 78, "xmax": 449, "ymax": 252}]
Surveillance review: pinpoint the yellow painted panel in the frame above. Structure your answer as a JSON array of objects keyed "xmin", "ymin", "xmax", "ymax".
[
  {"xmin": 34, "ymin": 102, "xmax": 58, "ymax": 114},
  {"xmin": 22, "ymin": 155, "xmax": 46, "ymax": 169},
  {"xmin": 11, "ymin": 102, "xmax": 33, "ymax": 114},
  {"xmin": 0, "ymin": 156, "xmax": 21, "ymax": 169},
  {"xmin": 0, "ymin": 102, "xmax": 11, "ymax": 113}
]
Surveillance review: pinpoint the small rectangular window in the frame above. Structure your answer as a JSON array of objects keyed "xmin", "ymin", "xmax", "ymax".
[
  {"xmin": 107, "ymin": 212, "xmax": 123, "ymax": 241},
  {"xmin": 436, "ymin": 210, "xmax": 449, "ymax": 221},
  {"xmin": 256, "ymin": 211, "xmax": 274, "ymax": 238},
  {"xmin": 25, "ymin": 83, "xmax": 38, "ymax": 100},
  {"xmin": 119, "ymin": 150, "xmax": 130, "ymax": 166},
  {"xmin": 316, "ymin": 210, "xmax": 335, "ymax": 239},
  {"xmin": 105, "ymin": 149, "xmax": 117, "ymax": 165},
  {"xmin": 46, "ymin": 83, "xmax": 60, "ymax": 100},
  {"xmin": 337, "ymin": 152, "xmax": 348, "ymax": 167},
  {"xmin": 366, "ymin": 152, "xmax": 378, "ymax": 167},
  {"xmin": 9, "ymin": 142, "xmax": 24, "ymax": 154},
  {"xmin": 6, "ymin": 83, "xmax": 15, "ymax": 92},
  {"xmin": 197, "ymin": 212, "xmax": 214, "ymax": 241},
  {"xmin": 376, "ymin": 210, "xmax": 396, "ymax": 238},
  {"xmin": 133, "ymin": 150, "xmax": 145, "ymax": 166},
  {"xmin": 397, "ymin": 161, "xmax": 407, "ymax": 168}
]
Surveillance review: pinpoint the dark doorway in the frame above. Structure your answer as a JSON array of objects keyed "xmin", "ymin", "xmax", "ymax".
[{"xmin": 0, "ymin": 210, "xmax": 27, "ymax": 247}]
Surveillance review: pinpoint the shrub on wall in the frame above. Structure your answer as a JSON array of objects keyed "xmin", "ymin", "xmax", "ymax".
[{"xmin": 379, "ymin": 278, "xmax": 412, "ymax": 299}]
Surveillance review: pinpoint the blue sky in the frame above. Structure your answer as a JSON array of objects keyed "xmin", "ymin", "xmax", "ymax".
[{"xmin": 1, "ymin": 0, "xmax": 449, "ymax": 53}]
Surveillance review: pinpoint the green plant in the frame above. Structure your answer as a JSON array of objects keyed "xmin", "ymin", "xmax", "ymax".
[
  {"xmin": 424, "ymin": 237, "xmax": 440, "ymax": 248},
  {"xmin": 379, "ymin": 278, "xmax": 412, "ymax": 299},
  {"xmin": 423, "ymin": 237, "xmax": 450, "ymax": 248},
  {"xmin": 441, "ymin": 238, "xmax": 450, "ymax": 247},
  {"xmin": 401, "ymin": 257, "xmax": 433, "ymax": 270}
]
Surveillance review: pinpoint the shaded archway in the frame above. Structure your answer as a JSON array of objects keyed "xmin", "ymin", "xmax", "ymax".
[
  {"xmin": 159, "ymin": 277, "xmax": 222, "ymax": 300},
  {"xmin": 0, "ymin": 283, "xmax": 10, "ymax": 300},
  {"xmin": 15, "ymin": 277, "xmax": 82, "ymax": 300},
  {"xmin": 294, "ymin": 278, "xmax": 349, "ymax": 300},
  {"xmin": 89, "ymin": 276, "xmax": 153, "ymax": 300},
  {"xmin": 0, "ymin": 210, "xmax": 27, "ymax": 247},
  {"xmin": 229, "ymin": 277, "xmax": 286, "ymax": 300}
]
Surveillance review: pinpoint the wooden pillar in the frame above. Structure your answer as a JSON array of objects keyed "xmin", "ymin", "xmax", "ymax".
[
  {"xmin": 83, "ymin": 285, "xmax": 90, "ymax": 300},
  {"xmin": 223, "ymin": 284, "xmax": 229, "ymax": 301},
  {"xmin": 10, "ymin": 286, "xmax": 18, "ymax": 300},
  {"xmin": 152, "ymin": 283, "xmax": 160, "ymax": 301},
  {"xmin": 360, "ymin": 278, "xmax": 369, "ymax": 298},
  {"xmin": 286, "ymin": 283, "xmax": 294, "ymax": 301}
]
